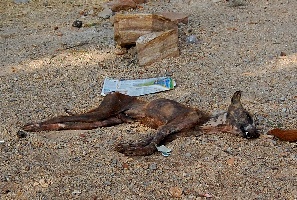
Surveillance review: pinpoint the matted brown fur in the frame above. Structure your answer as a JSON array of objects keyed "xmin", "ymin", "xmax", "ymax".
[{"xmin": 22, "ymin": 91, "xmax": 258, "ymax": 156}]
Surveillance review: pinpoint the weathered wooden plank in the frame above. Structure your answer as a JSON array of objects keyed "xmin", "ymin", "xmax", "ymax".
[
  {"xmin": 114, "ymin": 14, "xmax": 177, "ymax": 47},
  {"xmin": 136, "ymin": 29, "xmax": 179, "ymax": 66}
]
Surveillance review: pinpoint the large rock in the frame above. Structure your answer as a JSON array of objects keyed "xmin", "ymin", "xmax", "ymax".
[
  {"xmin": 114, "ymin": 14, "xmax": 177, "ymax": 47},
  {"xmin": 108, "ymin": 0, "xmax": 137, "ymax": 12},
  {"xmin": 136, "ymin": 29, "xmax": 179, "ymax": 66},
  {"xmin": 154, "ymin": 12, "xmax": 189, "ymax": 24}
]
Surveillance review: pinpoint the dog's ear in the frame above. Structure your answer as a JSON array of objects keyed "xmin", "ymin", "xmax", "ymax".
[{"xmin": 231, "ymin": 91, "xmax": 242, "ymax": 104}]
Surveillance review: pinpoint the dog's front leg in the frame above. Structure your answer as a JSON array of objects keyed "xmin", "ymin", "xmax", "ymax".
[{"xmin": 115, "ymin": 111, "xmax": 201, "ymax": 156}]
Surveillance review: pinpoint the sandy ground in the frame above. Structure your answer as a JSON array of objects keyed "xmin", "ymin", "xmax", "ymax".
[{"xmin": 0, "ymin": 0, "xmax": 296, "ymax": 199}]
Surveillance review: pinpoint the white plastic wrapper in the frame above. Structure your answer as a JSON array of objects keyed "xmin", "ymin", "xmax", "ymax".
[
  {"xmin": 101, "ymin": 77, "xmax": 176, "ymax": 96},
  {"xmin": 156, "ymin": 145, "xmax": 172, "ymax": 157}
]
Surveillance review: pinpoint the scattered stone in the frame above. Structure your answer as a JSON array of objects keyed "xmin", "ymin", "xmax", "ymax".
[
  {"xmin": 280, "ymin": 96, "xmax": 286, "ymax": 101},
  {"xmin": 97, "ymin": 162, "xmax": 103, "ymax": 167},
  {"xmin": 79, "ymin": 10, "xmax": 88, "ymax": 17},
  {"xmin": 186, "ymin": 35, "xmax": 198, "ymax": 44},
  {"xmin": 154, "ymin": 12, "xmax": 189, "ymax": 24},
  {"xmin": 226, "ymin": 157, "xmax": 235, "ymax": 165},
  {"xmin": 225, "ymin": 147, "xmax": 233, "ymax": 154},
  {"xmin": 114, "ymin": 47, "xmax": 127, "ymax": 55},
  {"xmin": 107, "ymin": 0, "xmax": 137, "ymax": 12},
  {"xmin": 185, "ymin": 28, "xmax": 193, "ymax": 35},
  {"xmin": 1, "ymin": 189, "xmax": 10, "ymax": 194},
  {"xmin": 111, "ymin": 159, "xmax": 118, "ymax": 166},
  {"xmin": 56, "ymin": 32, "xmax": 63, "ymax": 37},
  {"xmin": 33, "ymin": 182, "xmax": 39, "ymax": 187},
  {"xmin": 122, "ymin": 162, "xmax": 129, "ymax": 169},
  {"xmin": 88, "ymin": 9, "xmax": 95, "ymax": 16},
  {"xmin": 114, "ymin": 13, "xmax": 177, "ymax": 47},
  {"xmin": 266, "ymin": 139, "xmax": 277, "ymax": 146},
  {"xmin": 149, "ymin": 163, "xmax": 157, "ymax": 170},
  {"xmin": 104, "ymin": 181, "xmax": 112, "ymax": 186},
  {"xmin": 98, "ymin": 8, "xmax": 113, "ymax": 19},
  {"xmin": 72, "ymin": 20, "xmax": 83, "ymax": 28},
  {"xmin": 261, "ymin": 134, "xmax": 274, "ymax": 139},
  {"xmin": 198, "ymin": 193, "xmax": 213, "ymax": 198},
  {"xmin": 72, "ymin": 190, "xmax": 81, "ymax": 195},
  {"xmin": 17, "ymin": 130, "xmax": 27, "ymax": 138},
  {"xmin": 290, "ymin": 154, "xmax": 297, "ymax": 161},
  {"xmin": 169, "ymin": 186, "xmax": 183, "ymax": 198},
  {"xmin": 39, "ymin": 179, "xmax": 49, "ymax": 188},
  {"xmin": 136, "ymin": 29, "xmax": 179, "ymax": 66},
  {"xmin": 185, "ymin": 152, "xmax": 191, "ymax": 157},
  {"xmin": 280, "ymin": 51, "xmax": 287, "ymax": 56}
]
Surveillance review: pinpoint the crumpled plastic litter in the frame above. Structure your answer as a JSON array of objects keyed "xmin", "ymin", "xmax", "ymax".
[
  {"xmin": 156, "ymin": 145, "xmax": 172, "ymax": 157},
  {"xmin": 101, "ymin": 77, "xmax": 176, "ymax": 96}
]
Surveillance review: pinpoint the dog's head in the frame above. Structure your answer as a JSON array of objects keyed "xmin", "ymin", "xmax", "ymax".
[{"xmin": 239, "ymin": 124, "xmax": 259, "ymax": 139}]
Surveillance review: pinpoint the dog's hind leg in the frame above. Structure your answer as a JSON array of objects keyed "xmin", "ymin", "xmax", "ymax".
[{"xmin": 22, "ymin": 92, "xmax": 138, "ymax": 132}]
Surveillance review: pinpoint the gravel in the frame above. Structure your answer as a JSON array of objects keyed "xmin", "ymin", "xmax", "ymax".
[{"xmin": 0, "ymin": 0, "xmax": 296, "ymax": 199}]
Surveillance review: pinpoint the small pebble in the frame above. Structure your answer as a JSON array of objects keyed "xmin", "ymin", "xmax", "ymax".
[
  {"xmin": 186, "ymin": 35, "xmax": 198, "ymax": 44},
  {"xmin": 17, "ymin": 130, "xmax": 27, "ymax": 138},
  {"xmin": 280, "ymin": 96, "xmax": 286, "ymax": 101},
  {"xmin": 290, "ymin": 154, "xmax": 297, "ymax": 161},
  {"xmin": 97, "ymin": 163, "xmax": 103, "ymax": 167},
  {"xmin": 39, "ymin": 179, "xmax": 49, "ymax": 188},
  {"xmin": 169, "ymin": 186, "xmax": 183, "ymax": 198},
  {"xmin": 72, "ymin": 190, "xmax": 81, "ymax": 195},
  {"xmin": 226, "ymin": 157, "xmax": 235, "ymax": 165},
  {"xmin": 266, "ymin": 139, "xmax": 277, "ymax": 146},
  {"xmin": 225, "ymin": 147, "xmax": 233, "ymax": 154},
  {"xmin": 104, "ymin": 181, "xmax": 112, "ymax": 186},
  {"xmin": 114, "ymin": 48, "xmax": 127, "ymax": 55},
  {"xmin": 280, "ymin": 52, "xmax": 287, "ymax": 56},
  {"xmin": 98, "ymin": 8, "xmax": 113, "ymax": 19},
  {"xmin": 185, "ymin": 152, "xmax": 191, "ymax": 157},
  {"xmin": 257, "ymin": 115, "xmax": 265, "ymax": 122},
  {"xmin": 111, "ymin": 159, "xmax": 118, "ymax": 166},
  {"xmin": 72, "ymin": 20, "xmax": 83, "ymax": 28},
  {"xmin": 149, "ymin": 163, "xmax": 157, "ymax": 170}
]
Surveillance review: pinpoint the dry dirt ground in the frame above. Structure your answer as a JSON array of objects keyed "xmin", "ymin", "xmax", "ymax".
[{"xmin": 0, "ymin": 0, "xmax": 296, "ymax": 199}]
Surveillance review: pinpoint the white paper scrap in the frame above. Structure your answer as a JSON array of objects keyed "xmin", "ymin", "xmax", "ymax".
[
  {"xmin": 101, "ymin": 77, "xmax": 176, "ymax": 96},
  {"xmin": 156, "ymin": 145, "xmax": 172, "ymax": 157}
]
